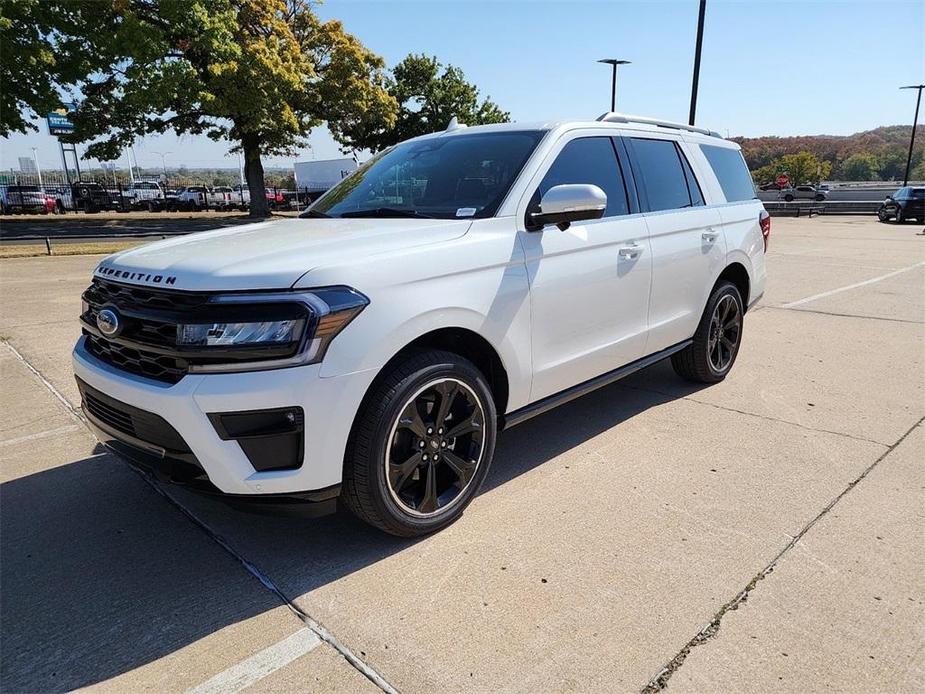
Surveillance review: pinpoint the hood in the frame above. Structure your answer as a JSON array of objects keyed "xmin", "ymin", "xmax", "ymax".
[{"xmin": 95, "ymin": 217, "xmax": 472, "ymax": 291}]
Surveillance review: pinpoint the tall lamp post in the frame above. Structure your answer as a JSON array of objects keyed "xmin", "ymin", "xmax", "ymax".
[
  {"xmin": 900, "ymin": 84, "xmax": 924, "ymax": 186},
  {"xmin": 598, "ymin": 58, "xmax": 631, "ymax": 112},
  {"xmin": 152, "ymin": 151, "xmax": 171, "ymax": 180},
  {"xmin": 30, "ymin": 147, "xmax": 44, "ymax": 190},
  {"xmin": 689, "ymin": 0, "xmax": 707, "ymax": 126}
]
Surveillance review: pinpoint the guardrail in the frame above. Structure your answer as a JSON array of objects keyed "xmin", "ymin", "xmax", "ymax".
[{"xmin": 764, "ymin": 200, "xmax": 880, "ymax": 216}]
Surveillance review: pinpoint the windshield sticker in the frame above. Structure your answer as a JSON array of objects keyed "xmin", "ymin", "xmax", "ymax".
[{"xmin": 456, "ymin": 207, "xmax": 477, "ymax": 218}]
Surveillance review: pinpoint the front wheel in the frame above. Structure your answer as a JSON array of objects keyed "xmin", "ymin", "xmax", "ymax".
[
  {"xmin": 342, "ymin": 350, "xmax": 497, "ymax": 537},
  {"xmin": 671, "ymin": 281, "xmax": 744, "ymax": 383},
  {"xmin": 783, "ymin": 194, "xmax": 794, "ymax": 202},
  {"xmin": 878, "ymin": 206, "xmax": 890, "ymax": 222}
]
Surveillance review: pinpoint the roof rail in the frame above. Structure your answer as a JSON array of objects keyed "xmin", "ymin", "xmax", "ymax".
[{"xmin": 596, "ymin": 112, "xmax": 722, "ymax": 138}]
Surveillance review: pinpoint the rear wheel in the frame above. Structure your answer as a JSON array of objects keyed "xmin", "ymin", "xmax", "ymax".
[
  {"xmin": 671, "ymin": 281, "xmax": 744, "ymax": 383},
  {"xmin": 895, "ymin": 207, "xmax": 904, "ymax": 224},
  {"xmin": 342, "ymin": 350, "xmax": 497, "ymax": 537},
  {"xmin": 784, "ymin": 194, "xmax": 794, "ymax": 202}
]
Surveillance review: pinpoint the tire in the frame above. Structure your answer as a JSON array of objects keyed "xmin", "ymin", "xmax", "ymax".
[
  {"xmin": 895, "ymin": 207, "xmax": 904, "ymax": 224},
  {"xmin": 342, "ymin": 349, "xmax": 497, "ymax": 537},
  {"xmin": 784, "ymin": 194, "xmax": 794, "ymax": 202},
  {"xmin": 815, "ymin": 194, "xmax": 825, "ymax": 202},
  {"xmin": 878, "ymin": 206, "xmax": 890, "ymax": 223},
  {"xmin": 671, "ymin": 281, "xmax": 744, "ymax": 384}
]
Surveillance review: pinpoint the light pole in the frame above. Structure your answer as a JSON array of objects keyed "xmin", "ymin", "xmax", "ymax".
[
  {"xmin": 598, "ymin": 58, "xmax": 631, "ymax": 112},
  {"xmin": 900, "ymin": 84, "xmax": 924, "ymax": 186},
  {"xmin": 152, "ymin": 151, "xmax": 171, "ymax": 179},
  {"xmin": 689, "ymin": 0, "xmax": 707, "ymax": 126},
  {"xmin": 30, "ymin": 147, "xmax": 43, "ymax": 190}
]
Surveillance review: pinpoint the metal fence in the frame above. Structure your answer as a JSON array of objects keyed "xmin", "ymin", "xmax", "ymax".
[{"xmin": 0, "ymin": 172, "xmax": 323, "ymax": 215}]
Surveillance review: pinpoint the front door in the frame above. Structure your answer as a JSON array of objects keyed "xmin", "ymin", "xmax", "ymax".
[{"xmin": 518, "ymin": 134, "xmax": 652, "ymax": 402}]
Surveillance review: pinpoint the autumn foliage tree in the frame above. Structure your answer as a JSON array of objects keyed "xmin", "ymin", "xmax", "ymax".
[{"xmin": 5, "ymin": 0, "xmax": 397, "ymax": 217}]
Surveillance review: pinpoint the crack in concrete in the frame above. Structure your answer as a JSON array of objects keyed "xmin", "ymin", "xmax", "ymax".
[
  {"xmin": 639, "ymin": 415, "xmax": 924, "ymax": 693},
  {"xmin": 765, "ymin": 305, "xmax": 924, "ymax": 325},
  {"xmin": 2, "ymin": 339, "xmax": 399, "ymax": 694},
  {"xmin": 617, "ymin": 382, "xmax": 890, "ymax": 448}
]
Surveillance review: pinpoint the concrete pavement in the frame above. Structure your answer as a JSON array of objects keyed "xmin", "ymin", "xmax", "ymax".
[{"xmin": 0, "ymin": 216, "xmax": 922, "ymax": 692}]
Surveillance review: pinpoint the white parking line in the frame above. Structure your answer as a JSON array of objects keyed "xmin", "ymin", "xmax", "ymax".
[
  {"xmin": 186, "ymin": 628, "xmax": 321, "ymax": 694},
  {"xmin": 781, "ymin": 261, "xmax": 925, "ymax": 308},
  {"xmin": 0, "ymin": 424, "xmax": 81, "ymax": 447}
]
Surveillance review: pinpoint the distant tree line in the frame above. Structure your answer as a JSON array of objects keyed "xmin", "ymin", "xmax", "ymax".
[{"xmin": 735, "ymin": 125, "xmax": 925, "ymax": 185}]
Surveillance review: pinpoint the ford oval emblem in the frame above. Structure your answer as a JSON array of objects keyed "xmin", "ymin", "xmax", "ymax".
[{"xmin": 96, "ymin": 308, "xmax": 121, "ymax": 337}]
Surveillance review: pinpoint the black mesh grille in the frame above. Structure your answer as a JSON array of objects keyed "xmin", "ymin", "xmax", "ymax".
[{"xmin": 84, "ymin": 333, "xmax": 187, "ymax": 384}]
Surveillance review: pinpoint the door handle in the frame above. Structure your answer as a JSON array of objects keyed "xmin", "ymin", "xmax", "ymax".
[
  {"xmin": 702, "ymin": 228, "xmax": 719, "ymax": 242},
  {"xmin": 619, "ymin": 243, "xmax": 643, "ymax": 260}
]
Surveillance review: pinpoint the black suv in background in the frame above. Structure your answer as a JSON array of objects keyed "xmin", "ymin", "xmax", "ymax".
[{"xmin": 878, "ymin": 186, "xmax": 924, "ymax": 224}]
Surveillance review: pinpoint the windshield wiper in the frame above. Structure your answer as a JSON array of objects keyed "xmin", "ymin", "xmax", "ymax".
[
  {"xmin": 338, "ymin": 207, "xmax": 434, "ymax": 219},
  {"xmin": 300, "ymin": 209, "xmax": 330, "ymax": 218}
]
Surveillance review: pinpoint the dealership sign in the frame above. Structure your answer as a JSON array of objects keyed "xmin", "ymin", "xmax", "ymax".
[{"xmin": 46, "ymin": 104, "xmax": 76, "ymax": 136}]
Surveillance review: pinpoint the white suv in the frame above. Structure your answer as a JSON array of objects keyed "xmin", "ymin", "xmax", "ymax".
[{"xmin": 73, "ymin": 113, "xmax": 768, "ymax": 536}]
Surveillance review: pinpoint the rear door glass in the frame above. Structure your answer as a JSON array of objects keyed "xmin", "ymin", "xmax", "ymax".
[{"xmin": 699, "ymin": 144, "xmax": 757, "ymax": 203}]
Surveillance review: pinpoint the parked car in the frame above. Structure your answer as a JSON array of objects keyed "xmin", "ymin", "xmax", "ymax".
[
  {"xmin": 174, "ymin": 185, "xmax": 211, "ymax": 211},
  {"xmin": 0, "ymin": 185, "xmax": 48, "ymax": 214},
  {"xmin": 877, "ymin": 186, "xmax": 924, "ymax": 224},
  {"xmin": 232, "ymin": 184, "xmax": 251, "ymax": 206},
  {"xmin": 780, "ymin": 185, "xmax": 826, "ymax": 202},
  {"xmin": 210, "ymin": 186, "xmax": 236, "ymax": 209},
  {"xmin": 71, "ymin": 181, "xmax": 120, "ymax": 212},
  {"xmin": 124, "ymin": 181, "xmax": 165, "ymax": 211},
  {"xmin": 73, "ymin": 113, "xmax": 768, "ymax": 536}
]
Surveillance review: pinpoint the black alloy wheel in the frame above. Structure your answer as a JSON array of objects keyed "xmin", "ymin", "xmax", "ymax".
[
  {"xmin": 707, "ymin": 294, "xmax": 741, "ymax": 373},
  {"xmin": 343, "ymin": 350, "xmax": 497, "ymax": 536},
  {"xmin": 385, "ymin": 378, "xmax": 485, "ymax": 516}
]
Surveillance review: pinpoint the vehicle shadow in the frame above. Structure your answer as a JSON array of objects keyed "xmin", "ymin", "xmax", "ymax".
[{"xmin": 0, "ymin": 359, "xmax": 706, "ymax": 691}]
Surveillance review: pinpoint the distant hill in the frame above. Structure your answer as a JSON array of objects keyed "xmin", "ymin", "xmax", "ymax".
[{"xmin": 732, "ymin": 125, "xmax": 925, "ymax": 182}]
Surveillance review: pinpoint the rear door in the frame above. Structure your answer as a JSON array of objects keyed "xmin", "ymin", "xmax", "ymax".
[
  {"xmin": 624, "ymin": 135, "xmax": 725, "ymax": 353},
  {"xmin": 518, "ymin": 133, "xmax": 652, "ymax": 401}
]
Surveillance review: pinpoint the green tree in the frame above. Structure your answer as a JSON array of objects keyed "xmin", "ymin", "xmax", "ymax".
[
  {"xmin": 876, "ymin": 147, "xmax": 908, "ymax": 181},
  {"xmin": 361, "ymin": 53, "xmax": 510, "ymax": 150},
  {"xmin": 839, "ymin": 153, "xmax": 879, "ymax": 181},
  {"xmin": 0, "ymin": 0, "xmax": 102, "ymax": 136},
  {"xmin": 43, "ymin": 0, "xmax": 396, "ymax": 216}
]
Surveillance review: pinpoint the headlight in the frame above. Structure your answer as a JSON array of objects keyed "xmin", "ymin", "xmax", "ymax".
[
  {"xmin": 178, "ymin": 319, "xmax": 305, "ymax": 347},
  {"xmin": 179, "ymin": 286, "xmax": 368, "ymax": 373}
]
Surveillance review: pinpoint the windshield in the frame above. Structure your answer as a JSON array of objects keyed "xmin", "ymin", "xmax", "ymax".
[{"xmin": 306, "ymin": 130, "xmax": 544, "ymax": 220}]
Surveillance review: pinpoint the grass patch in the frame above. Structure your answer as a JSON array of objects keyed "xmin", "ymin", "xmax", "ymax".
[{"xmin": 0, "ymin": 240, "xmax": 145, "ymax": 259}]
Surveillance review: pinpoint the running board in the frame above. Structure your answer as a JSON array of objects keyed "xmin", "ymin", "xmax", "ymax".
[{"xmin": 502, "ymin": 340, "xmax": 692, "ymax": 430}]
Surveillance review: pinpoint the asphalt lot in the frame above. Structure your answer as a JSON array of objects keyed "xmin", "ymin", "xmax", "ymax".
[{"xmin": 1, "ymin": 216, "xmax": 923, "ymax": 693}]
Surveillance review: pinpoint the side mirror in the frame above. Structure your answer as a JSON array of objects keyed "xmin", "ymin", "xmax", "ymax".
[{"xmin": 527, "ymin": 184, "xmax": 607, "ymax": 231}]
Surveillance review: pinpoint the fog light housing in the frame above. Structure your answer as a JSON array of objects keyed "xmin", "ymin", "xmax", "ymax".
[{"xmin": 208, "ymin": 407, "xmax": 304, "ymax": 472}]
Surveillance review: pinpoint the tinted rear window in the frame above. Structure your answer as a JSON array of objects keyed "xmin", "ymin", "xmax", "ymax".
[
  {"xmin": 629, "ymin": 138, "xmax": 693, "ymax": 212},
  {"xmin": 700, "ymin": 144, "xmax": 756, "ymax": 202}
]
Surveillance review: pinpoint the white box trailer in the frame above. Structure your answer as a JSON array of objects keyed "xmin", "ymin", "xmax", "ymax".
[{"xmin": 293, "ymin": 157, "xmax": 358, "ymax": 195}]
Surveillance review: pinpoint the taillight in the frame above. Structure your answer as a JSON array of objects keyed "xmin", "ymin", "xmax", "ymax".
[{"xmin": 759, "ymin": 210, "xmax": 771, "ymax": 251}]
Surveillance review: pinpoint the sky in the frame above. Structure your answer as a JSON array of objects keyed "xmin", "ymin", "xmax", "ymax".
[{"xmin": 2, "ymin": 0, "xmax": 923, "ymax": 172}]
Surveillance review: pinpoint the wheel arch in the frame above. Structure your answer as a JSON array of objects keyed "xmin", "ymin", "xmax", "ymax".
[{"xmin": 716, "ymin": 261, "xmax": 751, "ymax": 311}]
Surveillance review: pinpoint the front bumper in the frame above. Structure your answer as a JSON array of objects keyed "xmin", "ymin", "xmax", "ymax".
[{"xmin": 72, "ymin": 336, "xmax": 378, "ymax": 499}]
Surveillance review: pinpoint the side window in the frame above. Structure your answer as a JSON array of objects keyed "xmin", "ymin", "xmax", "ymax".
[
  {"xmin": 629, "ymin": 138, "xmax": 693, "ymax": 212},
  {"xmin": 535, "ymin": 137, "xmax": 630, "ymax": 217},
  {"xmin": 679, "ymin": 150, "xmax": 705, "ymax": 206},
  {"xmin": 700, "ymin": 144, "xmax": 757, "ymax": 203}
]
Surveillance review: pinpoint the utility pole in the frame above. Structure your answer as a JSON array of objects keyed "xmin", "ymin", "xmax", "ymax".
[
  {"xmin": 31, "ymin": 147, "xmax": 43, "ymax": 190},
  {"xmin": 152, "ymin": 151, "xmax": 171, "ymax": 179},
  {"xmin": 598, "ymin": 59, "xmax": 631, "ymax": 112},
  {"xmin": 900, "ymin": 84, "xmax": 924, "ymax": 186},
  {"xmin": 689, "ymin": 0, "xmax": 707, "ymax": 126}
]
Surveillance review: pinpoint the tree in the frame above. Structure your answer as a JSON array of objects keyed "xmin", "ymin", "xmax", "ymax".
[
  {"xmin": 0, "ymin": 0, "xmax": 103, "ymax": 136},
  {"xmin": 359, "ymin": 53, "xmax": 510, "ymax": 150},
  {"xmin": 44, "ymin": 0, "xmax": 396, "ymax": 216},
  {"xmin": 839, "ymin": 153, "xmax": 879, "ymax": 181}
]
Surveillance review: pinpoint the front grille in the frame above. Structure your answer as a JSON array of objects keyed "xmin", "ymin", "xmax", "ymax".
[
  {"xmin": 81, "ymin": 278, "xmax": 204, "ymax": 383},
  {"xmin": 84, "ymin": 333, "xmax": 187, "ymax": 384}
]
